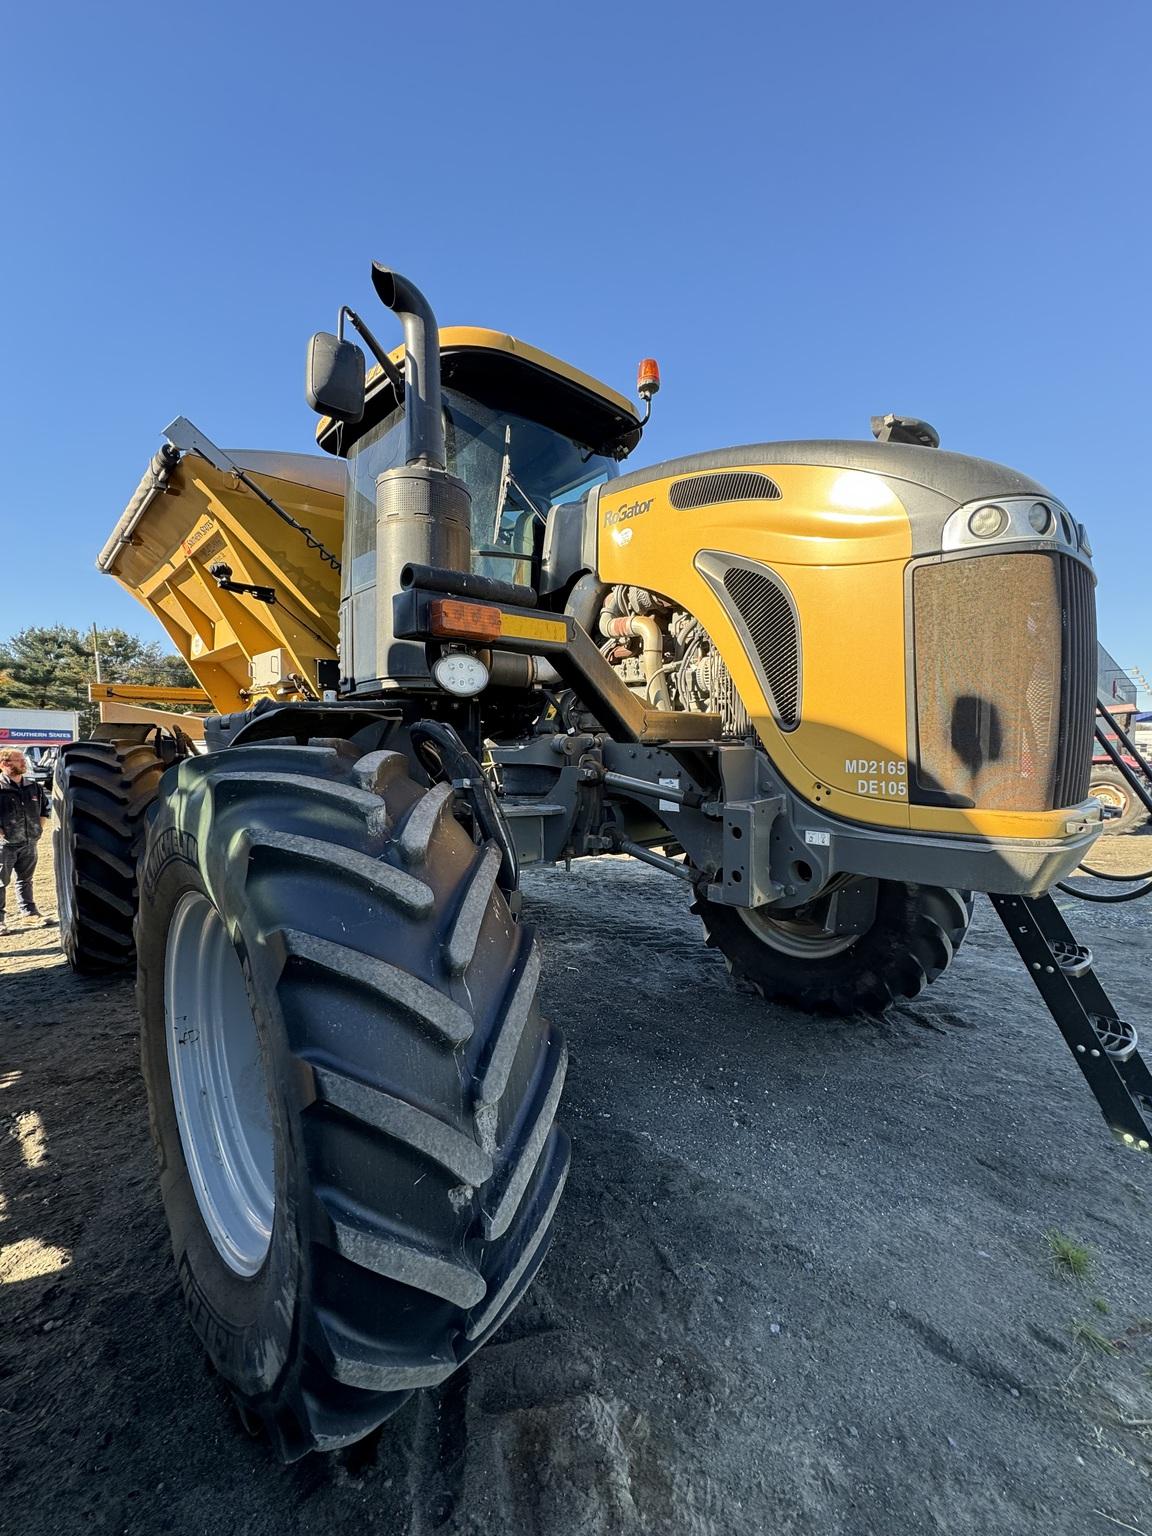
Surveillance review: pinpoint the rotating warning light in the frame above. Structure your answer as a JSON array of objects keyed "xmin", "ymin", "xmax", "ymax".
[{"xmin": 637, "ymin": 358, "xmax": 661, "ymax": 401}]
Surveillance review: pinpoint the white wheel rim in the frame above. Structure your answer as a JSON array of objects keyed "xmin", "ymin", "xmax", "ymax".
[
  {"xmin": 1091, "ymin": 781, "xmax": 1129, "ymax": 815},
  {"xmin": 53, "ymin": 792, "xmax": 76, "ymax": 938},
  {"xmin": 736, "ymin": 904, "xmax": 860, "ymax": 959},
  {"xmin": 164, "ymin": 891, "xmax": 275, "ymax": 1276}
]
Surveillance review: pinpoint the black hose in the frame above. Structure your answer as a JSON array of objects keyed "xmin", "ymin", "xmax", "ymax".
[
  {"xmin": 409, "ymin": 720, "xmax": 519, "ymax": 894},
  {"xmin": 1075, "ymin": 859, "xmax": 1152, "ymax": 882},
  {"xmin": 1057, "ymin": 833, "xmax": 1152, "ymax": 902},
  {"xmin": 565, "ymin": 573, "xmax": 609, "ymax": 635},
  {"xmin": 1056, "ymin": 877, "xmax": 1152, "ymax": 903}
]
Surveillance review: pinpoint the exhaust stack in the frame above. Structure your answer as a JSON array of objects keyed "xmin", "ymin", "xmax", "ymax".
[
  {"xmin": 343, "ymin": 268, "xmax": 472, "ymax": 692},
  {"xmin": 370, "ymin": 264, "xmax": 447, "ymax": 470}
]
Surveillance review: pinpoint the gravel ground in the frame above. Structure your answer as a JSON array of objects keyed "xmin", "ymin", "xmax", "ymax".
[{"xmin": 2, "ymin": 836, "xmax": 1151, "ymax": 1536}]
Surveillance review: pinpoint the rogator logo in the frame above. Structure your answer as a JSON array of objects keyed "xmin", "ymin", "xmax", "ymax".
[{"xmin": 603, "ymin": 497, "xmax": 653, "ymax": 527}]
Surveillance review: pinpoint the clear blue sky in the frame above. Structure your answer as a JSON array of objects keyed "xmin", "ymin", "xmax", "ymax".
[{"xmin": 2, "ymin": 0, "xmax": 1148, "ymax": 698}]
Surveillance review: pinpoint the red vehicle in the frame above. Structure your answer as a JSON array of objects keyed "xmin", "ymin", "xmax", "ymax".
[{"xmin": 1091, "ymin": 704, "xmax": 1150, "ymax": 832}]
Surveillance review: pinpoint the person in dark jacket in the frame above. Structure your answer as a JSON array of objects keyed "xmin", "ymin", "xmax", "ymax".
[{"xmin": 0, "ymin": 748, "xmax": 55, "ymax": 933}]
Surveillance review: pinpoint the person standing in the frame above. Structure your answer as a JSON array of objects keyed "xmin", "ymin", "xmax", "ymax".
[{"xmin": 0, "ymin": 748, "xmax": 55, "ymax": 934}]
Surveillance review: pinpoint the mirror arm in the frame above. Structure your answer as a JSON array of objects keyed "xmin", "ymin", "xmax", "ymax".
[{"xmin": 339, "ymin": 306, "xmax": 405, "ymax": 395}]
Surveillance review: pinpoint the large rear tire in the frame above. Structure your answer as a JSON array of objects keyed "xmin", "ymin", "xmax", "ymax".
[
  {"xmin": 136, "ymin": 739, "xmax": 568, "ymax": 1460},
  {"xmin": 693, "ymin": 880, "xmax": 973, "ymax": 1014},
  {"xmin": 52, "ymin": 738, "xmax": 166, "ymax": 973}
]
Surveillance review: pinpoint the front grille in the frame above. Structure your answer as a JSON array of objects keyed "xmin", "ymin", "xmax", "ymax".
[
  {"xmin": 912, "ymin": 552, "xmax": 1096, "ymax": 811},
  {"xmin": 721, "ymin": 565, "xmax": 801, "ymax": 728},
  {"xmin": 1054, "ymin": 556, "xmax": 1097, "ymax": 806},
  {"xmin": 670, "ymin": 470, "xmax": 782, "ymax": 510}
]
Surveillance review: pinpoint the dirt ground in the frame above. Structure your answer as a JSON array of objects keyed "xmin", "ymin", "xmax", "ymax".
[{"xmin": 2, "ymin": 835, "xmax": 1151, "ymax": 1536}]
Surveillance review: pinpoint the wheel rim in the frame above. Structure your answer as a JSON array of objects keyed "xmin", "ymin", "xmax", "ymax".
[
  {"xmin": 164, "ymin": 891, "xmax": 275, "ymax": 1276},
  {"xmin": 736, "ymin": 903, "xmax": 860, "ymax": 959},
  {"xmin": 53, "ymin": 791, "xmax": 76, "ymax": 938},
  {"xmin": 1091, "ymin": 780, "xmax": 1129, "ymax": 817}
]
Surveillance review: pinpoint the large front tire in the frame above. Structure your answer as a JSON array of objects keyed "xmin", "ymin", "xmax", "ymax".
[
  {"xmin": 136, "ymin": 740, "xmax": 568, "ymax": 1459},
  {"xmin": 693, "ymin": 880, "xmax": 973, "ymax": 1015},
  {"xmin": 52, "ymin": 738, "xmax": 166, "ymax": 973}
]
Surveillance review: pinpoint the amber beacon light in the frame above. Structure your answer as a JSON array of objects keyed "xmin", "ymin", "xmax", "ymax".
[{"xmin": 637, "ymin": 357, "xmax": 661, "ymax": 401}]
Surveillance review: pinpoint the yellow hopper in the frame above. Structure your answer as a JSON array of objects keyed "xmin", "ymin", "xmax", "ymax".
[{"xmin": 97, "ymin": 417, "xmax": 345, "ymax": 717}]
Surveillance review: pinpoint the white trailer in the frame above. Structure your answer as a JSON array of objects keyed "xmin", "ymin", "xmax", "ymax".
[{"xmin": 0, "ymin": 708, "xmax": 80, "ymax": 750}]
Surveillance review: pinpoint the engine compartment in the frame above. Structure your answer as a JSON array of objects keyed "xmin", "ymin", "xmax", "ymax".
[{"xmin": 594, "ymin": 583, "xmax": 751, "ymax": 737}]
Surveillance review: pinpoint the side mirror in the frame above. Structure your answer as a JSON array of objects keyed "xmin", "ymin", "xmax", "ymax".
[{"xmin": 305, "ymin": 332, "xmax": 365, "ymax": 422}]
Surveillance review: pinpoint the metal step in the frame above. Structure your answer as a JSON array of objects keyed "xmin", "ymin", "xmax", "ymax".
[
  {"xmin": 1089, "ymin": 1014, "xmax": 1138, "ymax": 1064},
  {"xmin": 1051, "ymin": 939, "xmax": 1094, "ymax": 978},
  {"xmin": 990, "ymin": 891, "xmax": 1152, "ymax": 1152}
]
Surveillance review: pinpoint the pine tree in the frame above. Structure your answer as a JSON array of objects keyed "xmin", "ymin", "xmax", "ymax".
[
  {"xmin": 0, "ymin": 626, "xmax": 91, "ymax": 712},
  {"xmin": 0, "ymin": 625, "xmax": 197, "ymax": 734}
]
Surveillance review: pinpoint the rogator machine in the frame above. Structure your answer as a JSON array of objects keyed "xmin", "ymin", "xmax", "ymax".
[{"xmin": 52, "ymin": 264, "xmax": 1152, "ymax": 1461}]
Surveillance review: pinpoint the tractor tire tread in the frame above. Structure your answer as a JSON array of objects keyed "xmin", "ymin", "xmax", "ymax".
[
  {"xmin": 137, "ymin": 736, "xmax": 568, "ymax": 1461},
  {"xmin": 693, "ymin": 880, "xmax": 974, "ymax": 1016},
  {"xmin": 53, "ymin": 738, "xmax": 166, "ymax": 973}
]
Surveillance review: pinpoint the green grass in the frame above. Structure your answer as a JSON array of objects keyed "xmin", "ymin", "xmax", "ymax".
[
  {"xmin": 1092, "ymin": 1297, "xmax": 1111, "ymax": 1315},
  {"xmin": 1046, "ymin": 1228, "xmax": 1095, "ymax": 1280},
  {"xmin": 1070, "ymin": 1319, "xmax": 1118, "ymax": 1356}
]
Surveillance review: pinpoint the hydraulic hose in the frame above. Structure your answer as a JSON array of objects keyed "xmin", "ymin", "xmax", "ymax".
[
  {"xmin": 1056, "ymin": 877, "xmax": 1152, "ymax": 903},
  {"xmin": 409, "ymin": 720, "xmax": 519, "ymax": 893},
  {"xmin": 564, "ymin": 574, "xmax": 609, "ymax": 636},
  {"xmin": 1057, "ymin": 849, "xmax": 1152, "ymax": 902}
]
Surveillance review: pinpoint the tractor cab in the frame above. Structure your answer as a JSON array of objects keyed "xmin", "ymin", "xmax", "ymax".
[{"xmin": 317, "ymin": 327, "xmax": 641, "ymax": 590}]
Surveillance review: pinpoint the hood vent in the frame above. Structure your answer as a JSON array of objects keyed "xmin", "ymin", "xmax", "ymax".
[{"xmin": 670, "ymin": 470, "xmax": 782, "ymax": 511}]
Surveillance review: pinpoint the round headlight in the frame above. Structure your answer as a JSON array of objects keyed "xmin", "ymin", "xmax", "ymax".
[
  {"xmin": 432, "ymin": 651, "xmax": 490, "ymax": 697},
  {"xmin": 968, "ymin": 504, "xmax": 1008, "ymax": 539},
  {"xmin": 1078, "ymin": 523, "xmax": 1092, "ymax": 557},
  {"xmin": 1028, "ymin": 501, "xmax": 1054, "ymax": 535}
]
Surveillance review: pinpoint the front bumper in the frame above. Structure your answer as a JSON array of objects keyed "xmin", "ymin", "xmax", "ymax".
[{"xmin": 791, "ymin": 794, "xmax": 1103, "ymax": 897}]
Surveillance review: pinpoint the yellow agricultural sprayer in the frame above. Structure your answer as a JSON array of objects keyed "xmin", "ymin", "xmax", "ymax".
[{"xmin": 52, "ymin": 263, "xmax": 1152, "ymax": 1460}]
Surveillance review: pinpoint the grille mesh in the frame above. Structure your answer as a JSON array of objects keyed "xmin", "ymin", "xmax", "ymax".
[
  {"xmin": 670, "ymin": 471, "xmax": 782, "ymax": 510},
  {"xmin": 912, "ymin": 552, "xmax": 1096, "ymax": 811},
  {"xmin": 721, "ymin": 566, "xmax": 801, "ymax": 728},
  {"xmin": 1054, "ymin": 556, "xmax": 1097, "ymax": 807}
]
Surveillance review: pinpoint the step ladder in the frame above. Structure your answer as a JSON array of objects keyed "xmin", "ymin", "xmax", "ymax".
[{"xmin": 991, "ymin": 892, "xmax": 1152, "ymax": 1151}]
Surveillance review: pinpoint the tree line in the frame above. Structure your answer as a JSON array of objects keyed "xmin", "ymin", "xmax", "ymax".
[{"xmin": 0, "ymin": 625, "xmax": 197, "ymax": 736}]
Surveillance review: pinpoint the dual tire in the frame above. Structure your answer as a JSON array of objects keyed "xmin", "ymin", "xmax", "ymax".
[{"xmin": 136, "ymin": 739, "xmax": 568, "ymax": 1459}]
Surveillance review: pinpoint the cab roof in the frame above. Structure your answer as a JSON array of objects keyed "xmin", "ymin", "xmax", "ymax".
[{"xmin": 316, "ymin": 326, "xmax": 642, "ymax": 461}]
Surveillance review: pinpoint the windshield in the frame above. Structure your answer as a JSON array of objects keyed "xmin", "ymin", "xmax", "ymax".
[{"xmin": 345, "ymin": 388, "xmax": 616, "ymax": 590}]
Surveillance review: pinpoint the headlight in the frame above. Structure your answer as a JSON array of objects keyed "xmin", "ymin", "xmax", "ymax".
[
  {"xmin": 432, "ymin": 651, "xmax": 490, "ymax": 697},
  {"xmin": 968, "ymin": 504, "xmax": 1008, "ymax": 539},
  {"xmin": 1028, "ymin": 501, "xmax": 1054, "ymax": 535}
]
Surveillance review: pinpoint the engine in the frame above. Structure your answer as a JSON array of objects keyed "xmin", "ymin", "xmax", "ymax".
[{"xmin": 595, "ymin": 585, "xmax": 751, "ymax": 736}]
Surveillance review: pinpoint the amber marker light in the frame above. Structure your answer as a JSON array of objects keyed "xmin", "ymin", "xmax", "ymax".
[
  {"xmin": 428, "ymin": 599, "xmax": 503, "ymax": 642},
  {"xmin": 637, "ymin": 358, "xmax": 661, "ymax": 401}
]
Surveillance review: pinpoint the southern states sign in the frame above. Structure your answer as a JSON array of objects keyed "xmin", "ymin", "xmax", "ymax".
[{"xmin": 0, "ymin": 710, "xmax": 80, "ymax": 747}]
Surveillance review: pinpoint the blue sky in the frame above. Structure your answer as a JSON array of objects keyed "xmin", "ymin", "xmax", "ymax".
[{"xmin": 2, "ymin": 0, "xmax": 1148, "ymax": 698}]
